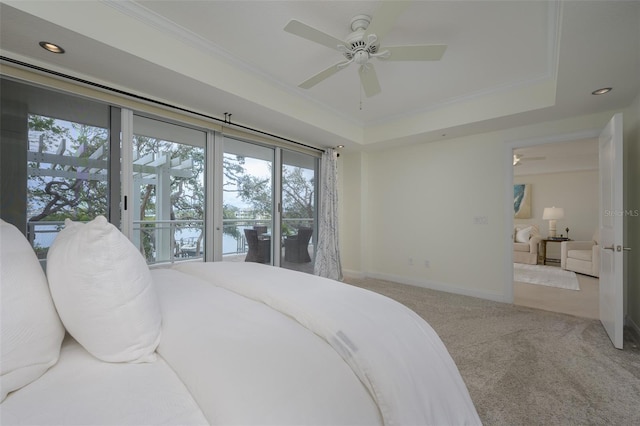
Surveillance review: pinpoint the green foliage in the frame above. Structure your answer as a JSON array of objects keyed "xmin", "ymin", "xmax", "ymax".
[
  {"xmin": 27, "ymin": 114, "xmax": 109, "ymax": 222},
  {"xmin": 27, "ymin": 114, "xmax": 317, "ymax": 259}
]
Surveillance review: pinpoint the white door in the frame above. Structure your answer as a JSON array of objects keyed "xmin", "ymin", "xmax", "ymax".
[{"xmin": 599, "ymin": 113, "xmax": 624, "ymax": 349}]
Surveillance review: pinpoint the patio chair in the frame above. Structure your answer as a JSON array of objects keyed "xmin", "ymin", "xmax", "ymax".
[
  {"xmin": 244, "ymin": 229, "xmax": 270, "ymax": 263},
  {"xmin": 284, "ymin": 227, "xmax": 312, "ymax": 263},
  {"xmin": 253, "ymin": 225, "xmax": 267, "ymax": 236}
]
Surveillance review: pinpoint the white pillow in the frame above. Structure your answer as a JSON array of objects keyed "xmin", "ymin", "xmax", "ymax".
[
  {"xmin": 0, "ymin": 219, "xmax": 65, "ymax": 401},
  {"xmin": 46, "ymin": 216, "xmax": 161, "ymax": 363},
  {"xmin": 515, "ymin": 226, "xmax": 532, "ymax": 243}
]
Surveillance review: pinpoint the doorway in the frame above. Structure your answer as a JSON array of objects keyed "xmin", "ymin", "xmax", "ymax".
[{"xmin": 507, "ymin": 132, "xmax": 601, "ymax": 318}]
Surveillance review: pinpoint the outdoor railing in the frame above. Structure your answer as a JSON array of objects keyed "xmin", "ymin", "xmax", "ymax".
[
  {"xmin": 27, "ymin": 221, "xmax": 66, "ymax": 262},
  {"xmin": 133, "ymin": 219, "xmax": 204, "ymax": 264},
  {"xmin": 27, "ymin": 216, "xmax": 314, "ymax": 266},
  {"xmin": 222, "ymin": 218, "xmax": 314, "ymax": 253}
]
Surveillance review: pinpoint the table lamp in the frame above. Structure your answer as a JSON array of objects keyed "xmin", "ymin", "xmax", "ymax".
[{"xmin": 542, "ymin": 206, "xmax": 564, "ymax": 238}]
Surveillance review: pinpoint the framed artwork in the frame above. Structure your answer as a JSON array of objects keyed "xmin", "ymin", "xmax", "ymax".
[{"xmin": 514, "ymin": 184, "xmax": 531, "ymax": 218}]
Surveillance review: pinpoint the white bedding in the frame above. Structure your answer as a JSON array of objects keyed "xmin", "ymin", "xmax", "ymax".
[
  {"xmin": 0, "ymin": 335, "xmax": 208, "ymax": 425},
  {"xmin": 173, "ymin": 262, "xmax": 481, "ymax": 426},
  {"xmin": 152, "ymin": 268, "xmax": 382, "ymax": 425}
]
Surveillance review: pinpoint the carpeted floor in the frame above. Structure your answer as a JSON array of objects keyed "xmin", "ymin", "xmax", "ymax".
[{"xmin": 344, "ymin": 276, "xmax": 640, "ymax": 426}]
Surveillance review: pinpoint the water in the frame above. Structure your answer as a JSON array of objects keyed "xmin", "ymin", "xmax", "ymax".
[{"xmin": 32, "ymin": 224, "xmax": 243, "ymax": 255}]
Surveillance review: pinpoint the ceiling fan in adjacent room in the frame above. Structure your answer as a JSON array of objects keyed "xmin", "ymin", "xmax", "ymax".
[
  {"xmin": 284, "ymin": 1, "xmax": 447, "ymax": 97},
  {"xmin": 513, "ymin": 154, "xmax": 546, "ymax": 166}
]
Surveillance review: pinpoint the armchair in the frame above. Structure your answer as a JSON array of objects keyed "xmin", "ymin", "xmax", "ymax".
[
  {"xmin": 561, "ymin": 231, "xmax": 599, "ymax": 277},
  {"xmin": 513, "ymin": 224, "xmax": 542, "ymax": 265}
]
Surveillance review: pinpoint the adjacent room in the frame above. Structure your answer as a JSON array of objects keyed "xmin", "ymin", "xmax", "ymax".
[
  {"xmin": 512, "ymin": 139, "xmax": 600, "ymax": 319},
  {"xmin": 1, "ymin": 1, "xmax": 639, "ymax": 425}
]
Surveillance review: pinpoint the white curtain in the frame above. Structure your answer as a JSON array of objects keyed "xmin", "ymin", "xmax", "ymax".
[{"xmin": 314, "ymin": 148, "xmax": 343, "ymax": 280}]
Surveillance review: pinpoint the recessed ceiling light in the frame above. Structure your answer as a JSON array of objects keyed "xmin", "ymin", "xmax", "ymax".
[
  {"xmin": 591, "ymin": 87, "xmax": 612, "ymax": 95},
  {"xmin": 39, "ymin": 41, "xmax": 65, "ymax": 54},
  {"xmin": 336, "ymin": 145, "xmax": 344, "ymax": 149}
]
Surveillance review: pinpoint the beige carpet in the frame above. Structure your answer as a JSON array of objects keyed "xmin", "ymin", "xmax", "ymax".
[{"xmin": 344, "ymin": 276, "xmax": 640, "ymax": 426}]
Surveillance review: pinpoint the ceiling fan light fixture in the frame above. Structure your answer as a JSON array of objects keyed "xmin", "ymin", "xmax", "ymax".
[
  {"xmin": 284, "ymin": 2, "xmax": 447, "ymax": 98},
  {"xmin": 591, "ymin": 87, "xmax": 612, "ymax": 95},
  {"xmin": 39, "ymin": 41, "xmax": 65, "ymax": 54},
  {"xmin": 513, "ymin": 154, "xmax": 521, "ymax": 166},
  {"xmin": 354, "ymin": 50, "xmax": 370, "ymax": 65}
]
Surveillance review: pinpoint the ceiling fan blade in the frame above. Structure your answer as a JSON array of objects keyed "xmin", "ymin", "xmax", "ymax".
[
  {"xmin": 299, "ymin": 62, "xmax": 345, "ymax": 89},
  {"xmin": 284, "ymin": 20, "xmax": 344, "ymax": 51},
  {"xmin": 383, "ymin": 45, "xmax": 447, "ymax": 61},
  {"xmin": 363, "ymin": 1, "xmax": 411, "ymax": 42},
  {"xmin": 359, "ymin": 65, "xmax": 381, "ymax": 98}
]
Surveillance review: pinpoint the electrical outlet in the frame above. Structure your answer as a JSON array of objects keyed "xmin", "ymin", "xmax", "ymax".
[
  {"xmin": 424, "ymin": 259, "xmax": 430, "ymax": 268},
  {"xmin": 474, "ymin": 216, "xmax": 489, "ymax": 225},
  {"xmin": 408, "ymin": 257, "xmax": 414, "ymax": 266}
]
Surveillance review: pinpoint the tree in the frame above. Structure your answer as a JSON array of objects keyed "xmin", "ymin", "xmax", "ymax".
[
  {"xmin": 132, "ymin": 135, "xmax": 205, "ymax": 261},
  {"xmin": 27, "ymin": 114, "xmax": 109, "ymax": 223},
  {"xmin": 282, "ymin": 166, "xmax": 315, "ymax": 219},
  {"xmin": 27, "ymin": 114, "xmax": 317, "ymax": 260},
  {"xmin": 222, "ymin": 158, "xmax": 315, "ymax": 236}
]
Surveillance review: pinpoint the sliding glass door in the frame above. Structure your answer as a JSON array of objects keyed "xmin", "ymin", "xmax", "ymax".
[
  {"xmin": 3, "ymin": 78, "xmax": 321, "ymax": 272},
  {"xmin": 222, "ymin": 138, "xmax": 274, "ymax": 263},
  {"xmin": 131, "ymin": 115, "xmax": 206, "ymax": 264},
  {"xmin": 219, "ymin": 140, "xmax": 318, "ymax": 271},
  {"xmin": 280, "ymin": 150, "xmax": 318, "ymax": 273},
  {"xmin": 0, "ymin": 78, "xmax": 112, "ymax": 267},
  {"xmin": 26, "ymin": 113, "xmax": 110, "ymax": 265}
]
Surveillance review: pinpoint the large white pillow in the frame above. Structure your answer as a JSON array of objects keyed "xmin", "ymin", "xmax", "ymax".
[
  {"xmin": 515, "ymin": 226, "xmax": 532, "ymax": 243},
  {"xmin": 46, "ymin": 216, "xmax": 161, "ymax": 363},
  {"xmin": 0, "ymin": 219, "xmax": 65, "ymax": 401}
]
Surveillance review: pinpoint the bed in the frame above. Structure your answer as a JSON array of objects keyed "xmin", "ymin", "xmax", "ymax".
[{"xmin": 1, "ymin": 217, "xmax": 481, "ymax": 425}]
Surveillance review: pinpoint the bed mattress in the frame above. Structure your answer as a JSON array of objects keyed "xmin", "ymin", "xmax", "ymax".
[
  {"xmin": 152, "ymin": 268, "xmax": 382, "ymax": 425},
  {"xmin": 171, "ymin": 262, "xmax": 481, "ymax": 425},
  {"xmin": 0, "ymin": 335, "xmax": 208, "ymax": 425}
]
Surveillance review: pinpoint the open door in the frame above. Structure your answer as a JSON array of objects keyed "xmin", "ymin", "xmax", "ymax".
[{"xmin": 599, "ymin": 113, "xmax": 625, "ymax": 349}]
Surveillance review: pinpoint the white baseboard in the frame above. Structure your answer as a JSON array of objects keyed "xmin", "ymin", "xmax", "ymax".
[
  {"xmin": 342, "ymin": 268, "xmax": 365, "ymax": 279},
  {"xmin": 364, "ymin": 271, "xmax": 508, "ymax": 303}
]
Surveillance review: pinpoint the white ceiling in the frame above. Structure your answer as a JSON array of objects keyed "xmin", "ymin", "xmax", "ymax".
[{"xmin": 0, "ymin": 1, "xmax": 638, "ymax": 151}]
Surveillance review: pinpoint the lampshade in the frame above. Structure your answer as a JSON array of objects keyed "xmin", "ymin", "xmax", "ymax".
[
  {"xmin": 542, "ymin": 207, "xmax": 564, "ymax": 220},
  {"xmin": 542, "ymin": 207, "xmax": 564, "ymax": 238}
]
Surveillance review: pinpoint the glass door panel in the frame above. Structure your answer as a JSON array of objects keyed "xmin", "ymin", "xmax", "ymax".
[
  {"xmin": 131, "ymin": 115, "xmax": 206, "ymax": 264},
  {"xmin": 26, "ymin": 114, "xmax": 109, "ymax": 265},
  {"xmin": 281, "ymin": 150, "xmax": 318, "ymax": 273},
  {"xmin": 222, "ymin": 138, "xmax": 274, "ymax": 264}
]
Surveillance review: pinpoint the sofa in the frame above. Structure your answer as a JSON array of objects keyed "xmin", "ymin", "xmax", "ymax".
[
  {"xmin": 513, "ymin": 224, "xmax": 542, "ymax": 265},
  {"xmin": 0, "ymin": 217, "xmax": 481, "ymax": 425},
  {"xmin": 561, "ymin": 231, "xmax": 600, "ymax": 277}
]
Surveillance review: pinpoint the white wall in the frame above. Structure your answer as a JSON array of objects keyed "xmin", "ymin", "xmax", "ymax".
[
  {"xmin": 341, "ymin": 109, "xmax": 627, "ymax": 302},
  {"xmin": 338, "ymin": 151, "xmax": 364, "ymax": 277},
  {"xmin": 515, "ymin": 170, "xmax": 599, "ymax": 259}
]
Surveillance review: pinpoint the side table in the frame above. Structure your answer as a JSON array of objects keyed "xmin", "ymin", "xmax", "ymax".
[{"xmin": 539, "ymin": 238, "xmax": 571, "ymax": 265}]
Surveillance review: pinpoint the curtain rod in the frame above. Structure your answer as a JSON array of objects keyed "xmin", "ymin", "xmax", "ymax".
[{"xmin": 1, "ymin": 56, "xmax": 325, "ymax": 153}]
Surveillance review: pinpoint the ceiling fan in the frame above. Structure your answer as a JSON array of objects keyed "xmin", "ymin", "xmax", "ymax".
[
  {"xmin": 284, "ymin": 1, "xmax": 447, "ymax": 97},
  {"xmin": 513, "ymin": 154, "xmax": 546, "ymax": 166}
]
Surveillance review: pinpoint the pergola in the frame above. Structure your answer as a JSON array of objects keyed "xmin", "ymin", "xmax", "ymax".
[{"xmin": 28, "ymin": 136, "xmax": 194, "ymax": 260}]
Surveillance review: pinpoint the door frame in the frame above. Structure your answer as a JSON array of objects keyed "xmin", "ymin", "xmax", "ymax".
[{"xmin": 503, "ymin": 129, "xmax": 600, "ymax": 303}]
